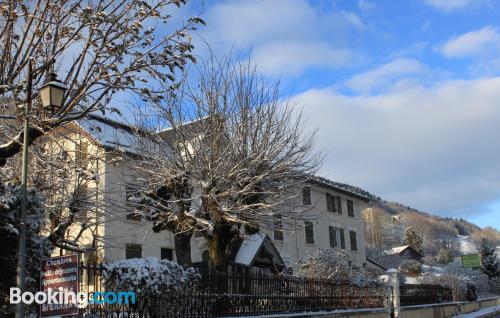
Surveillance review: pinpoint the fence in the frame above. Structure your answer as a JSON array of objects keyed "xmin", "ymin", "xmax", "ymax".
[
  {"xmin": 78, "ymin": 262, "xmax": 387, "ymax": 317},
  {"xmin": 399, "ymin": 284, "xmax": 453, "ymax": 306}
]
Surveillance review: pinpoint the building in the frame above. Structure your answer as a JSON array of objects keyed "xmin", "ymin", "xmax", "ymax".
[{"xmin": 49, "ymin": 114, "xmax": 370, "ymax": 273}]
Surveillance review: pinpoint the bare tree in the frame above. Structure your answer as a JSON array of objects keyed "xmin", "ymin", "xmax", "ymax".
[
  {"xmin": 0, "ymin": 0, "xmax": 203, "ymax": 166},
  {"xmin": 128, "ymin": 56, "xmax": 322, "ymax": 269}
]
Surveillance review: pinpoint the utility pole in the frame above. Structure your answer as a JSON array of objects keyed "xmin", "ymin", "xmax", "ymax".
[{"xmin": 16, "ymin": 59, "xmax": 32, "ymax": 318}]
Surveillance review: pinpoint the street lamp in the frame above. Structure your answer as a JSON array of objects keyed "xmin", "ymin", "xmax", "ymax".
[
  {"xmin": 16, "ymin": 68, "xmax": 67, "ymax": 318},
  {"xmin": 40, "ymin": 72, "xmax": 67, "ymax": 112}
]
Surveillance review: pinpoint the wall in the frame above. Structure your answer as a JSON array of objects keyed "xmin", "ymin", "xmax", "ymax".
[{"xmin": 400, "ymin": 297, "xmax": 500, "ymax": 318}]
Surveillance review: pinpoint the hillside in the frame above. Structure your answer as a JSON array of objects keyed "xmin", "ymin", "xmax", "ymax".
[{"xmin": 331, "ymin": 181, "xmax": 499, "ymax": 259}]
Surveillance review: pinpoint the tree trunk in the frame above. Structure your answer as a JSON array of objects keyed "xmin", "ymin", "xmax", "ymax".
[
  {"xmin": 208, "ymin": 222, "xmax": 234, "ymax": 271},
  {"xmin": 174, "ymin": 232, "xmax": 193, "ymax": 268}
]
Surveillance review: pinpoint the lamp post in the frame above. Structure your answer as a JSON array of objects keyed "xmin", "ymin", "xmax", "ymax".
[{"xmin": 16, "ymin": 67, "xmax": 66, "ymax": 318}]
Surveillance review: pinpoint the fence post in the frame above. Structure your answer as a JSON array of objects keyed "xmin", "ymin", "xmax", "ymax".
[{"xmin": 386, "ymin": 268, "xmax": 400, "ymax": 318}]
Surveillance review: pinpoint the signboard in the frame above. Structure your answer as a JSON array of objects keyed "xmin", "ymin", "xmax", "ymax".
[
  {"xmin": 461, "ymin": 253, "xmax": 482, "ymax": 268},
  {"xmin": 40, "ymin": 254, "xmax": 79, "ymax": 317}
]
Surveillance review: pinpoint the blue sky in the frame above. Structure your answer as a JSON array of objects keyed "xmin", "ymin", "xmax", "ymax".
[{"xmin": 154, "ymin": 0, "xmax": 500, "ymax": 229}]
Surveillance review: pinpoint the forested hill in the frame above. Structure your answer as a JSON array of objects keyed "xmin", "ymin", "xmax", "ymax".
[{"xmin": 331, "ymin": 181, "xmax": 499, "ymax": 256}]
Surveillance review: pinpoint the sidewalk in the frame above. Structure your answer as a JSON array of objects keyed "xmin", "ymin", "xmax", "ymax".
[{"xmin": 453, "ymin": 305, "xmax": 500, "ymax": 318}]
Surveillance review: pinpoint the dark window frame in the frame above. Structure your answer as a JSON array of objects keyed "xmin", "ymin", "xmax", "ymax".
[
  {"xmin": 302, "ymin": 187, "xmax": 312, "ymax": 206},
  {"xmin": 336, "ymin": 196, "xmax": 343, "ymax": 215},
  {"xmin": 347, "ymin": 200, "xmax": 355, "ymax": 217},
  {"xmin": 326, "ymin": 193, "xmax": 336, "ymax": 212},
  {"xmin": 273, "ymin": 214, "xmax": 284, "ymax": 241},
  {"xmin": 161, "ymin": 248, "xmax": 173, "ymax": 261},
  {"xmin": 304, "ymin": 221, "xmax": 315, "ymax": 244},
  {"xmin": 349, "ymin": 230, "xmax": 358, "ymax": 251},
  {"xmin": 329, "ymin": 226, "xmax": 337, "ymax": 248},
  {"xmin": 125, "ymin": 243, "xmax": 142, "ymax": 259}
]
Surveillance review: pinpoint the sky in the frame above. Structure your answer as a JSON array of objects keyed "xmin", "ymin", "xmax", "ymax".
[{"xmin": 157, "ymin": 0, "xmax": 500, "ymax": 229}]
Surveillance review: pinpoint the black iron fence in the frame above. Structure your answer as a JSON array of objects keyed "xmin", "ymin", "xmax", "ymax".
[
  {"xmin": 78, "ymin": 262, "xmax": 387, "ymax": 317},
  {"xmin": 399, "ymin": 284, "xmax": 453, "ymax": 306}
]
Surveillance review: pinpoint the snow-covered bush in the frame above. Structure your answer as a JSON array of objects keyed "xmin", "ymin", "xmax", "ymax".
[
  {"xmin": 298, "ymin": 249, "xmax": 378, "ymax": 286},
  {"xmin": 399, "ymin": 259, "xmax": 422, "ymax": 274},
  {"xmin": 103, "ymin": 257, "xmax": 200, "ymax": 295},
  {"xmin": 419, "ymin": 259, "xmax": 491, "ymax": 300}
]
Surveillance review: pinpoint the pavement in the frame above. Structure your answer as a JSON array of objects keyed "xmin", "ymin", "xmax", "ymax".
[{"xmin": 452, "ymin": 305, "xmax": 500, "ymax": 318}]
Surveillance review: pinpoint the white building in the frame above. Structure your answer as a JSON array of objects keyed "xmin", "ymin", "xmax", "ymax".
[{"xmin": 51, "ymin": 115, "xmax": 370, "ymax": 272}]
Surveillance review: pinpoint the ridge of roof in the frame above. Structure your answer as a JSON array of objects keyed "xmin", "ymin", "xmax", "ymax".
[{"xmin": 307, "ymin": 175, "xmax": 371, "ymax": 202}]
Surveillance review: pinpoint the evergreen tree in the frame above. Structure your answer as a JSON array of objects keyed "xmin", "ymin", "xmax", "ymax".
[
  {"xmin": 480, "ymin": 245, "xmax": 499, "ymax": 279},
  {"xmin": 403, "ymin": 226, "xmax": 423, "ymax": 253}
]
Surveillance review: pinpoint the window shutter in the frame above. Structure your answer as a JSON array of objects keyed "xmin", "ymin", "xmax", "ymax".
[
  {"xmin": 302, "ymin": 187, "xmax": 311, "ymax": 206},
  {"xmin": 337, "ymin": 196, "xmax": 343, "ymax": 215},
  {"xmin": 329, "ymin": 226, "xmax": 337, "ymax": 248},
  {"xmin": 350, "ymin": 231, "xmax": 358, "ymax": 251},
  {"xmin": 305, "ymin": 221, "xmax": 314, "ymax": 244},
  {"xmin": 339, "ymin": 228, "xmax": 345, "ymax": 249},
  {"xmin": 326, "ymin": 194, "xmax": 335, "ymax": 212},
  {"xmin": 347, "ymin": 200, "xmax": 354, "ymax": 217}
]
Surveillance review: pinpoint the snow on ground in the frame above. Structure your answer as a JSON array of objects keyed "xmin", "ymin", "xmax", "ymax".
[
  {"xmin": 452, "ymin": 305, "xmax": 500, "ymax": 318},
  {"xmin": 458, "ymin": 235, "xmax": 479, "ymax": 255}
]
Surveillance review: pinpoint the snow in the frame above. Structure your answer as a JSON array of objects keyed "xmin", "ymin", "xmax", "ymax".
[
  {"xmin": 452, "ymin": 305, "xmax": 500, "ymax": 318},
  {"xmin": 234, "ymin": 232, "xmax": 265, "ymax": 266},
  {"xmin": 386, "ymin": 245, "xmax": 410, "ymax": 255},
  {"xmin": 103, "ymin": 257, "xmax": 199, "ymax": 294},
  {"xmin": 457, "ymin": 235, "xmax": 479, "ymax": 255},
  {"xmin": 77, "ymin": 114, "xmax": 168, "ymax": 156},
  {"xmin": 223, "ymin": 307, "xmax": 387, "ymax": 318}
]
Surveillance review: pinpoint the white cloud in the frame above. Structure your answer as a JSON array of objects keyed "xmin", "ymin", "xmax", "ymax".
[
  {"xmin": 346, "ymin": 58, "xmax": 428, "ymax": 94},
  {"xmin": 441, "ymin": 26, "xmax": 500, "ymax": 58},
  {"xmin": 253, "ymin": 41, "xmax": 354, "ymax": 76},
  {"xmin": 196, "ymin": 0, "xmax": 365, "ymax": 76},
  {"xmin": 292, "ymin": 76, "xmax": 500, "ymax": 217},
  {"xmin": 358, "ymin": 0, "xmax": 376, "ymax": 12},
  {"xmin": 423, "ymin": 0, "xmax": 476, "ymax": 12}
]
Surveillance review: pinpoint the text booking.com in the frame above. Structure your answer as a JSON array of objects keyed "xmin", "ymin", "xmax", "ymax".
[{"xmin": 10, "ymin": 287, "xmax": 136, "ymax": 309}]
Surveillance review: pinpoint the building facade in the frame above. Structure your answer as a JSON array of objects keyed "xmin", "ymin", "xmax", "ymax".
[{"xmin": 51, "ymin": 115, "xmax": 370, "ymax": 272}]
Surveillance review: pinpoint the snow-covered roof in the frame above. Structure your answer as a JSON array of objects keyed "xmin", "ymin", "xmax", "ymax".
[
  {"xmin": 234, "ymin": 233, "xmax": 265, "ymax": 266},
  {"xmin": 386, "ymin": 245, "xmax": 411, "ymax": 255},
  {"xmin": 77, "ymin": 114, "xmax": 163, "ymax": 156},
  {"xmin": 307, "ymin": 175, "xmax": 371, "ymax": 202},
  {"xmin": 233, "ymin": 232, "xmax": 285, "ymax": 268}
]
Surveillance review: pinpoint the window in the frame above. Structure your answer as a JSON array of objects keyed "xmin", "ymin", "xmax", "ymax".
[
  {"xmin": 336, "ymin": 196, "xmax": 343, "ymax": 215},
  {"xmin": 329, "ymin": 226, "xmax": 337, "ymax": 248},
  {"xmin": 305, "ymin": 221, "xmax": 314, "ymax": 244},
  {"xmin": 76, "ymin": 141, "xmax": 88, "ymax": 165},
  {"xmin": 329, "ymin": 226, "xmax": 345, "ymax": 249},
  {"xmin": 347, "ymin": 200, "xmax": 354, "ymax": 217},
  {"xmin": 273, "ymin": 214, "xmax": 284, "ymax": 241},
  {"xmin": 326, "ymin": 193, "xmax": 336, "ymax": 212},
  {"xmin": 126, "ymin": 184, "xmax": 141, "ymax": 221},
  {"xmin": 302, "ymin": 187, "xmax": 311, "ymax": 206},
  {"xmin": 125, "ymin": 243, "xmax": 142, "ymax": 259},
  {"xmin": 74, "ymin": 183, "xmax": 89, "ymax": 219},
  {"xmin": 339, "ymin": 228, "xmax": 345, "ymax": 249},
  {"xmin": 349, "ymin": 231, "xmax": 358, "ymax": 251},
  {"xmin": 161, "ymin": 248, "xmax": 173, "ymax": 261}
]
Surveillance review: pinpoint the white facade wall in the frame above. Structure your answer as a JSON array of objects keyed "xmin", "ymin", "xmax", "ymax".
[{"xmin": 99, "ymin": 159, "xmax": 367, "ymax": 272}]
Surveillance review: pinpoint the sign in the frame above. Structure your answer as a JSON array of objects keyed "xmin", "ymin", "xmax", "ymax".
[
  {"xmin": 461, "ymin": 253, "xmax": 482, "ymax": 268},
  {"xmin": 40, "ymin": 254, "xmax": 79, "ymax": 317}
]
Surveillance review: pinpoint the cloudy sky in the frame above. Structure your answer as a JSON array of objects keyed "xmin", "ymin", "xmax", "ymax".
[{"xmin": 174, "ymin": 0, "xmax": 500, "ymax": 229}]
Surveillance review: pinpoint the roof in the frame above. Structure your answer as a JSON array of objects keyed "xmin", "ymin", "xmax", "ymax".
[
  {"xmin": 386, "ymin": 245, "xmax": 423, "ymax": 258},
  {"xmin": 307, "ymin": 175, "xmax": 371, "ymax": 202},
  {"xmin": 366, "ymin": 257, "xmax": 387, "ymax": 271},
  {"xmin": 76, "ymin": 114, "xmax": 164, "ymax": 156},
  {"xmin": 233, "ymin": 232, "xmax": 285, "ymax": 268}
]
